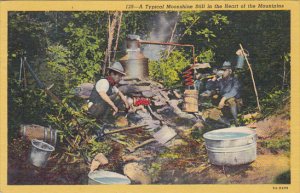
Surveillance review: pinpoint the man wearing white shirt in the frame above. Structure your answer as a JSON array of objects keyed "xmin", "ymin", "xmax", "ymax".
[{"xmin": 88, "ymin": 62, "xmax": 129, "ymax": 118}]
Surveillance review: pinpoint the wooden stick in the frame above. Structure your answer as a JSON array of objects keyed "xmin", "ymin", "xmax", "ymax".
[
  {"xmin": 239, "ymin": 44, "xmax": 261, "ymax": 112},
  {"xmin": 104, "ymin": 124, "xmax": 148, "ymax": 134}
]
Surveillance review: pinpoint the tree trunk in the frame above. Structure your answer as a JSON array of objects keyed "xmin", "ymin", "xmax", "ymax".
[
  {"xmin": 113, "ymin": 12, "xmax": 123, "ymax": 62},
  {"xmin": 103, "ymin": 12, "xmax": 119, "ymax": 75},
  {"xmin": 166, "ymin": 12, "xmax": 179, "ymax": 58}
]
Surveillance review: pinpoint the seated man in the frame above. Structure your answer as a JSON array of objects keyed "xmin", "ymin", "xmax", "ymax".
[
  {"xmin": 88, "ymin": 62, "xmax": 129, "ymax": 119},
  {"xmin": 206, "ymin": 61, "xmax": 242, "ymax": 126}
]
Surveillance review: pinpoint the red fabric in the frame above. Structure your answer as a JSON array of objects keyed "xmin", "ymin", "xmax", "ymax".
[
  {"xmin": 106, "ymin": 76, "xmax": 116, "ymax": 86},
  {"xmin": 134, "ymin": 98, "xmax": 151, "ymax": 106}
]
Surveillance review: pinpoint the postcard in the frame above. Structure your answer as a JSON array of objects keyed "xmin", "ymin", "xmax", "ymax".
[{"xmin": 0, "ymin": 1, "xmax": 299, "ymax": 193}]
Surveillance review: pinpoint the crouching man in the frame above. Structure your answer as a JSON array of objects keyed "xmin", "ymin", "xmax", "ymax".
[{"xmin": 88, "ymin": 62, "xmax": 129, "ymax": 119}]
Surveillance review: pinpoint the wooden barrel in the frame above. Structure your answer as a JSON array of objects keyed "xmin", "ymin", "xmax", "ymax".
[
  {"xmin": 19, "ymin": 124, "xmax": 57, "ymax": 145},
  {"xmin": 183, "ymin": 89, "xmax": 198, "ymax": 112}
]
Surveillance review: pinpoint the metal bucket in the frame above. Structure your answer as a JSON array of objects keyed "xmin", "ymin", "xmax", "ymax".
[
  {"xmin": 20, "ymin": 124, "xmax": 57, "ymax": 146},
  {"xmin": 236, "ymin": 55, "xmax": 245, "ymax": 69},
  {"xmin": 88, "ymin": 170, "xmax": 131, "ymax": 185},
  {"xmin": 29, "ymin": 139, "xmax": 55, "ymax": 168},
  {"xmin": 183, "ymin": 89, "xmax": 198, "ymax": 112},
  {"xmin": 203, "ymin": 127, "xmax": 257, "ymax": 166}
]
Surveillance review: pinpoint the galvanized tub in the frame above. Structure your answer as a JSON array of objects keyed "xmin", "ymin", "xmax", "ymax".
[
  {"xmin": 88, "ymin": 170, "xmax": 131, "ymax": 185},
  {"xmin": 203, "ymin": 127, "xmax": 257, "ymax": 166}
]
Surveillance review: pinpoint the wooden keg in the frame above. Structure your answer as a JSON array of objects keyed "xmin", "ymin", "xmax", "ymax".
[
  {"xmin": 19, "ymin": 124, "xmax": 57, "ymax": 145},
  {"xmin": 183, "ymin": 89, "xmax": 198, "ymax": 113}
]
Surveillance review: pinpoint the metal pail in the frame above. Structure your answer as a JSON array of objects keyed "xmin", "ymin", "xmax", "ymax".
[
  {"xmin": 236, "ymin": 55, "xmax": 245, "ymax": 69},
  {"xmin": 29, "ymin": 139, "xmax": 55, "ymax": 168}
]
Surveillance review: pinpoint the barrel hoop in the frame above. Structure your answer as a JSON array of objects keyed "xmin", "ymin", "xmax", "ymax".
[
  {"xmin": 206, "ymin": 143, "xmax": 256, "ymax": 153},
  {"xmin": 53, "ymin": 129, "xmax": 57, "ymax": 145},
  {"xmin": 50, "ymin": 128, "xmax": 53, "ymax": 143},
  {"xmin": 44, "ymin": 126, "xmax": 47, "ymax": 141}
]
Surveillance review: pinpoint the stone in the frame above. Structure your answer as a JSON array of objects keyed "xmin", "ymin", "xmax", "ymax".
[
  {"xmin": 115, "ymin": 116, "xmax": 129, "ymax": 127},
  {"xmin": 142, "ymin": 90, "xmax": 158, "ymax": 98},
  {"xmin": 89, "ymin": 153, "xmax": 109, "ymax": 172},
  {"xmin": 124, "ymin": 162, "xmax": 151, "ymax": 184},
  {"xmin": 165, "ymin": 138, "xmax": 188, "ymax": 149},
  {"xmin": 94, "ymin": 153, "xmax": 109, "ymax": 165},
  {"xmin": 192, "ymin": 121, "xmax": 205, "ymax": 131},
  {"xmin": 75, "ymin": 83, "xmax": 94, "ymax": 99},
  {"xmin": 122, "ymin": 155, "xmax": 142, "ymax": 162}
]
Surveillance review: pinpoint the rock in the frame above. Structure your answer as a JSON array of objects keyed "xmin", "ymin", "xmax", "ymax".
[
  {"xmin": 243, "ymin": 112, "xmax": 261, "ymax": 120},
  {"xmin": 115, "ymin": 116, "xmax": 129, "ymax": 127},
  {"xmin": 173, "ymin": 90, "xmax": 182, "ymax": 99},
  {"xmin": 75, "ymin": 83, "xmax": 94, "ymax": 99},
  {"xmin": 122, "ymin": 155, "xmax": 142, "ymax": 162},
  {"xmin": 124, "ymin": 162, "xmax": 151, "ymax": 184},
  {"xmin": 135, "ymin": 110, "xmax": 161, "ymax": 131},
  {"xmin": 90, "ymin": 153, "xmax": 109, "ymax": 172},
  {"xmin": 152, "ymin": 94, "xmax": 167, "ymax": 106},
  {"xmin": 90, "ymin": 160, "xmax": 101, "ymax": 172},
  {"xmin": 118, "ymin": 84, "xmax": 151, "ymax": 95},
  {"xmin": 166, "ymin": 139, "xmax": 188, "ymax": 148},
  {"xmin": 142, "ymin": 90, "xmax": 159, "ymax": 98},
  {"xmin": 167, "ymin": 99, "xmax": 195, "ymax": 120},
  {"xmin": 94, "ymin": 153, "xmax": 109, "ymax": 165},
  {"xmin": 192, "ymin": 121, "xmax": 205, "ymax": 131}
]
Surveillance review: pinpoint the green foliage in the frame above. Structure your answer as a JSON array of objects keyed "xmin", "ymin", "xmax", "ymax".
[
  {"xmin": 260, "ymin": 89, "xmax": 290, "ymax": 116},
  {"xmin": 260, "ymin": 136, "xmax": 290, "ymax": 153},
  {"xmin": 8, "ymin": 12, "xmax": 110, "ymax": 164},
  {"xmin": 197, "ymin": 49, "xmax": 215, "ymax": 63},
  {"xmin": 149, "ymin": 50, "xmax": 190, "ymax": 87},
  {"xmin": 160, "ymin": 152, "xmax": 181, "ymax": 159},
  {"xmin": 274, "ymin": 170, "xmax": 290, "ymax": 184},
  {"xmin": 148, "ymin": 162, "xmax": 162, "ymax": 182},
  {"xmin": 8, "ymin": 79, "xmax": 53, "ymax": 140}
]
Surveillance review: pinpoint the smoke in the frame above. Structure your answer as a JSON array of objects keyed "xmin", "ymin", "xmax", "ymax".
[{"xmin": 142, "ymin": 13, "xmax": 179, "ymax": 61}]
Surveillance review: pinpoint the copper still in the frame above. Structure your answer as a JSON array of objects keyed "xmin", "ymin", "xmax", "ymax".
[{"xmin": 120, "ymin": 35, "xmax": 149, "ymax": 79}]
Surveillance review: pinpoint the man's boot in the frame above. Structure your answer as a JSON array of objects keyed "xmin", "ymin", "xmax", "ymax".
[{"xmin": 230, "ymin": 103, "xmax": 239, "ymax": 126}]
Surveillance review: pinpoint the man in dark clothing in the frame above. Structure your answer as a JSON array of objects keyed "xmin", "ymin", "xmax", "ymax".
[
  {"xmin": 88, "ymin": 62, "xmax": 129, "ymax": 119},
  {"xmin": 206, "ymin": 61, "xmax": 242, "ymax": 125}
]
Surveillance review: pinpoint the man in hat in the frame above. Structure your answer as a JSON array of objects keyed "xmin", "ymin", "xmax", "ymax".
[
  {"xmin": 88, "ymin": 62, "xmax": 129, "ymax": 118},
  {"xmin": 206, "ymin": 61, "xmax": 242, "ymax": 125}
]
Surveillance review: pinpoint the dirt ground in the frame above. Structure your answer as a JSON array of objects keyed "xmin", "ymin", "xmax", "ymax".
[{"xmin": 8, "ymin": 102, "xmax": 290, "ymax": 185}]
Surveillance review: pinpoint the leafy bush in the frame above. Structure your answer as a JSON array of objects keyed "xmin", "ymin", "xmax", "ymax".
[
  {"xmin": 149, "ymin": 50, "xmax": 190, "ymax": 87},
  {"xmin": 260, "ymin": 88, "xmax": 290, "ymax": 116},
  {"xmin": 260, "ymin": 136, "xmax": 290, "ymax": 153}
]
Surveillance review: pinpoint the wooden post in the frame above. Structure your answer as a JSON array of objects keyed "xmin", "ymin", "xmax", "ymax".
[{"xmin": 239, "ymin": 44, "xmax": 261, "ymax": 112}]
